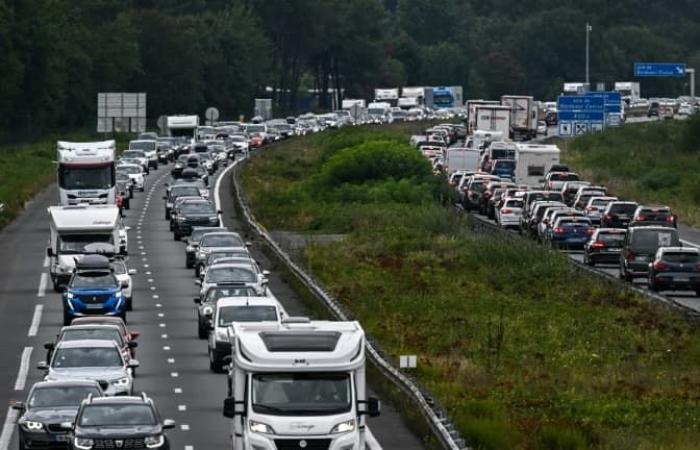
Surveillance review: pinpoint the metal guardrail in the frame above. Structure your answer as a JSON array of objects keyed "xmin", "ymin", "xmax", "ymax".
[
  {"xmin": 231, "ymin": 160, "xmax": 468, "ymax": 450},
  {"xmin": 465, "ymin": 211, "xmax": 700, "ymax": 318}
]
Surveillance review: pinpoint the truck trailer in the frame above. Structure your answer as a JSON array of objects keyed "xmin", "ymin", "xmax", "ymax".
[{"xmin": 501, "ymin": 95, "xmax": 537, "ymax": 140}]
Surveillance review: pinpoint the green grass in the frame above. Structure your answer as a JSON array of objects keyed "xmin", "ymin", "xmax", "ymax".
[
  {"xmin": 241, "ymin": 124, "xmax": 700, "ymax": 449},
  {"xmin": 560, "ymin": 115, "xmax": 700, "ymax": 227},
  {"xmin": 0, "ymin": 133, "xmax": 131, "ymax": 230}
]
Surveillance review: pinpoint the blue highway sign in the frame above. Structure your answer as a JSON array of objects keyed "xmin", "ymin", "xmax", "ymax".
[
  {"xmin": 557, "ymin": 96, "xmax": 604, "ymax": 111},
  {"xmin": 634, "ymin": 62, "xmax": 687, "ymax": 77}
]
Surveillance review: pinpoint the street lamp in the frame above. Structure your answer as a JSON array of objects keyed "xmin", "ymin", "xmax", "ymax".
[{"xmin": 585, "ymin": 23, "xmax": 592, "ymax": 86}]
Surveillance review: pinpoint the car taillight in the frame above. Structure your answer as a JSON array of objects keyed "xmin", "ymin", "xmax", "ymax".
[
  {"xmin": 637, "ymin": 215, "xmax": 646, "ymax": 221},
  {"xmin": 666, "ymin": 215, "xmax": 675, "ymax": 223},
  {"xmin": 554, "ymin": 227, "xmax": 564, "ymax": 234},
  {"xmin": 695, "ymin": 263, "xmax": 700, "ymax": 272},
  {"xmin": 627, "ymin": 251, "xmax": 636, "ymax": 261},
  {"xmin": 591, "ymin": 241, "xmax": 606, "ymax": 249},
  {"xmin": 585, "ymin": 227, "xmax": 595, "ymax": 235},
  {"xmin": 653, "ymin": 261, "xmax": 669, "ymax": 271},
  {"xmin": 502, "ymin": 208, "xmax": 512, "ymax": 214},
  {"xmin": 603, "ymin": 214, "xmax": 612, "ymax": 220}
]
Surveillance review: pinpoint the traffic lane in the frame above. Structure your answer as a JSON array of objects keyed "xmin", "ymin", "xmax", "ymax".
[
  {"xmin": 132, "ymin": 169, "xmax": 231, "ymax": 450},
  {"xmin": 218, "ymin": 163, "xmax": 427, "ymax": 449}
]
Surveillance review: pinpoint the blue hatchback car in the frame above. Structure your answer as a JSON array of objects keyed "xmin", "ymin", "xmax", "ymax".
[
  {"xmin": 62, "ymin": 255, "xmax": 126, "ymax": 325},
  {"xmin": 548, "ymin": 216, "xmax": 594, "ymax": 250}
]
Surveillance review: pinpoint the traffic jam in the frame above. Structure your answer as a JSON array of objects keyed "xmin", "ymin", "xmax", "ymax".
[{"xmin": 17, "ymin": 115, "xmax": 384, "ymax": 450}]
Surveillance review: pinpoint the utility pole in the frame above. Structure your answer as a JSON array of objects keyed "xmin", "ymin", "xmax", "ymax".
[
  {"xmin": 585, "ymin": 23, "xmax": 592, "ymax": 87},
  {"xmin": 687, "ymin": 68, "xmax": 696, "ymax": 98}
]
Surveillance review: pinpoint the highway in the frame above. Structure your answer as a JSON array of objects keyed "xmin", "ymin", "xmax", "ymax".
[{"xmin": 0, "ymin": 159, "xmax": 425, "ymax": 449}]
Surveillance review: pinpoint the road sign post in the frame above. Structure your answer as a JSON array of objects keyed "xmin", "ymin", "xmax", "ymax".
[{"xmin": 205, "ymin": 107, "xmax": 220, "ymax": 126}]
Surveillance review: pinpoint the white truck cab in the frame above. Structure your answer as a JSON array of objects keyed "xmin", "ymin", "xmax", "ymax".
[
  {"xmin": 57, "ymin": 140, "xmax": 116, "ymax": 206},
  {"xmin": 47, "ymin": 205, "xmax": 123, "ymax": 291},
  {"xmin": 223, "ymin": 320, "xmax": 380, "ymax": 450}
]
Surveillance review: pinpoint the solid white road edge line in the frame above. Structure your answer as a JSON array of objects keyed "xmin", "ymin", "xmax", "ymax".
[
  {"xmin": 14, "ymin": 347, "xmax": 33, "ymax": 391},
  {"xmin": 28, "ymin": 305, "xmax": 43, "ymax": 337},
  {"xmin": 37, "ymin": 273, "xmax": 47, "ymax": 297},
  {"xmin": 42, "ymin": 256, "xmax": 49, "ymax": 268},
  {"xmin": 366, "ymin": 427, "xmax": 383, "ymax": 450},
  {"xmin": 0, "ymin": 407, "xmax": 19, "ymax": 450},
  {"xmin": 214, "ymin": 158, "xmax": 241, "ymax": 212},
  {"xmin": 681, "ymin": 239, "xmax": 700, "ymax": 248}
]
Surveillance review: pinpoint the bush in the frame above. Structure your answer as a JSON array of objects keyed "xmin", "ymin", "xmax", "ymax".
[
  {"xmin": 538, "ymin": 426, "xmax": 588, "ymax": 450},
  {"xmin": 636, "ymin": 169, "xmax": 680, "ymax": 191},
  {"xmin": 681, "ymin": 113, "xmax": 700, "ymax": 152}
]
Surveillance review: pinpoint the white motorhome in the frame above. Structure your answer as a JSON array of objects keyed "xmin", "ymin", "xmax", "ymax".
[
  {"xmin": 474, "ymin": 105, "xmax": 511, "ymax": 136},
  {"xmin": 501, "ymin": 95, "xmax": 537, "ymax": 140},
  {"xmin": 446, "ymin": 148, "xmax": 480, "ymax": 174},
  {"xmin": 223, "ymin": 319, "xmax": 380, "ymax": 450},
  {"xmin": 166, "ymin": 115, "xmax": 200, "ymax": 142},
  {"xmin": 57, "ymin": 140, "xmax": 116, "ymax": 206},
  {"xmin": 514, "ymin": 144, "xmax": 561, "ymax": 187},
  {"xmin": 47, "ymin": 205, "xmax": 123, "ymax": 291}
]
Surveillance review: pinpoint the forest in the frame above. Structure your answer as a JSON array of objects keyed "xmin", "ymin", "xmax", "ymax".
[{"xmin": 1, "ymin": 0, "xmax": 699, "ymax": 139}]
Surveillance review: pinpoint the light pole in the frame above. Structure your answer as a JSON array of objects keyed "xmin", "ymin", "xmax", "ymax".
[{"xmin": 585, "ymin": 23, "xmax": 592, "ymax": 87}]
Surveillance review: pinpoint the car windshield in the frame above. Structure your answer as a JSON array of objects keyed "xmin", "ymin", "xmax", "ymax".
[
  {"xmin": 62, "ymin": 329, "xmax": 124, "ymax": 346},
  {"xmin": 494, "ymin": 160, "xmax": 515, "ymax": 169},
  {"xmin": 218, "ymin": 306, "xmax": 277, "ymax": 326},
  {"xmin": 180, "ymin": 203, "xmax": 215, "ymax": 214},
  {"xmin": 252, "ymin": 373, "xmax": 351, "ymax": 416},
  {"xmin": 71, "ymin": 273, "xmax": 118, "ymax": 289},
  {"xmin": 550, "ymin": 173, "xmax": 579, "ymax": 181},
  {"xmin": 201, "ymin": 235, "xmax": 244, "ymax": 248},
  {"xmin": 491, "ymin": 149, "xmax": 515, "ymax": 159},
  {"xmin": 29, "ymin": 386, "xmax": 101, "ymax": 408},
  {"xmin": 246, "ymin": 125, "xmax": 265, "ymax": 133},
  {"xmin": 591, "ymin": 198, "xmax": 613, "ymax": 207},
  {"xmin": 663, "ymin": 252, "xmax": 700, "ymax": 263},
  {"xmin": 78, "ymin": 404, "xmax": 156, "ymax": 427},
  {"xmin": 52, "ymin": 347, "xmax": 122, "ymax": 368},
  {"xmin": 470, "ymin": 182, "xmax": 486, "ymax": 193},
  {"xmin": 171, "ymin": 187, "xmax": 201, "ymax": 198},
  {"xmin": 122, "ymin": 150, "xmax": 145, "ymax": 159},
  {"xmin": 632, "ymin": 230, "xmax": 679, "ymax": 249},
  {"xmin": 205, "ymin": 287, "xmax": 257, "ymax": 302},
  {"xmin": 209, "ymin": 252, "xmax": 249, "ymax": 264},
  {"xmin": 208, "ymin": 267, "xmax": 256, "ymax": 283},
  {"xmin": 639, "ymin": 210, "xmax": 671, "ymax": 220},
  {"xmin": 118, "ymin": 165, "xmax": 141, "ymax": 175},
  {"xmin": 58, "ymin": 234, "xmax": 114, "ymax": 254},
  {"xmin": 129, "ymin": 142, "xmax": 155, "ymax": 151},
  {"xmin": 110, "ymin": 262, "xmax": 126, "ymax": 275}
]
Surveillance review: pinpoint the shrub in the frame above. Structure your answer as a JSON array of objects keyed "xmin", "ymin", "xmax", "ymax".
[
  {"xmin": 636, "ymin": 169, "xmax": 680, "ymax": 191},
  {"xmin": 538, "ymin": 426, "xmax": 588, "ymax": 450}
]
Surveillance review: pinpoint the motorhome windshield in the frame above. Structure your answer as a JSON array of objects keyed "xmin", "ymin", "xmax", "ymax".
[
  {"xmin": 59, "ymin": 164, "xmax": 115, "ymax": 190},
  {"xmin": 58, "ymin": 234, "xmax": 114, "ymax": 254},
  {"xmin": 252, "ymin": 373, "xmax": 351, "ymax": 416},
  {"xmin": 218, "ymin": 306, "xmax": 277, "ymax": 326}
]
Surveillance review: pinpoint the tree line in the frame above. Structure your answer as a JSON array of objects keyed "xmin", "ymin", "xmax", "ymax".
[{"xmin": 1, "ymin": 0, "xmax": 698, "ymax": 140}]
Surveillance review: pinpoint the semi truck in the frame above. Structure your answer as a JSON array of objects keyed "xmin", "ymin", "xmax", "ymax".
[
  {"xmin": 398, "ymin": 87, "xmax": 433, "ymax": 109},
  {"xmin": 466, "ymin": 100, "xmax": 500, "ymax": 134},
  {"xmin": 432, "ymin": 86, "xmax": 463, "ymax": 109},
  {"xmin": 614, "ymin": 82, "xmax": 641, "ymax": 104},
  {"xmin": 57, "ymin": 140, "xmax": 116, "ymax": 206},
  {"xmin": 166, "ymin": 115, "xmax": 200, "ymax": 141},
  {"xmin": 373, "ymin": 88, "xmax": 399, "ymax": 107},
  {"xmin": 501, "ymin": 95, "xmax": 538, "ymax": 140},
  {"xmin": 562, "ymin": 82, "xmax": 590, "ymax": 96},
  {"xmin": 223, "ymin": 319, "xmax": 380, "ymax": 450},
  {"xmin": 474, "ymin": 105, "xmax": 511, "ymax": 136}
]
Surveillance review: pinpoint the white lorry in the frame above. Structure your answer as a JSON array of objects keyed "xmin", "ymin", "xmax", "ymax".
[
  {"xmin": 514, "ymin": 143, "xmax": 561, "ymax": 187},
  {"xmin": 446, "ymin": 148, "xmax": 480, "ymax": 174},
  {"xmin": 474, "ymin": 105, "xmax": 511, "ymax": 136},
  {"xmin": 223, "ymin": 319, "xmax": 381, "ymax": 450},
  {"xmin": 166, "ymin": 115, "xmax": 200, "ymax": 142},
  {"xmin": 501, "ymin": 95, "xmax": 537, "ymax": 140},
  {"xmin": 47, "ymin": 205, "xmax": 123, "ymax": 291},
  {"xmin": 57, "ymin": 140, "xmax": 116, "ymax": 206},
  {"xmin": 367, "ymin": 102, "xmax": 392, "ymax": 124},
  {"xmin": 614, "ymin": 81, "xmax": 641, "ymax": 104},
  {"xmin": 373, "ymin": 88, "xmax": 399, "ymax": 106},
  {"xmin": 466, "ymin": 100, "xmax": 500, "ymax": 134}
]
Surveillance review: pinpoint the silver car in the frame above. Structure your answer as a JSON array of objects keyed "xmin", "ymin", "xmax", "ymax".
[
  {"xmin": 196, "ymin": 263, "xmax": 267, "ymax": 297},
  {"xmin": 194, "ymin": 232, "xmax": 249, "ymax": 276},
  {"xmin": 37, "ymin": 340, "xmax": 138, "ymax": 396}
]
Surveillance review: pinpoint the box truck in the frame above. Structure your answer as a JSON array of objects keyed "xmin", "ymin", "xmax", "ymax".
[
  {"xmin": 446, "ymin": 148, "xmax": 480, "ymax": 174},
  {"xmin": 474, "ymin": 105, "xmax": 511, "ymax": 136},
  {"xmin": 466, "ymin": 100, "xmax": 500, "ymax": 134}
]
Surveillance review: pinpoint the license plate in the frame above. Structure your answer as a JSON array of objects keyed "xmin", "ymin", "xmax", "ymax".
[
  {"xmin": 85, "ymin": 304, "xmax": 103, "ymax": 310},
  {"xmin": 609, "ymin": 248, "xmax": 621, "ymax": 252},
  {"xmin": 55, "ymin": 435, "xmax": 71, "ymax": 442},
  {"xmin": 676, "ymin": 277, "xmax": 690, "ymax": 282},
  {"xmin": 636, "ymin": 255, "xmax": 648, "ymax": 262}
]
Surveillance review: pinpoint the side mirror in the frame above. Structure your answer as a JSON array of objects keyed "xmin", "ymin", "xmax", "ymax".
[
  {"xmin": 359, "ymin": 397, "xmax": 381, "ymax": 417},
  {"xmin": 128, "ymin": 342, "xmax": 138, "ymax": 349},
  {"xmin": 162, "ymin": 195, "xmax": 167, "ymax": 200},
  {"xmin": 129, "ymin": 331, "xmax": 141, "ymax": 340},
  {"xmin": 262, "ymin": 270, "xmax": 270, "ymax": 276},
  {"xmin": 245, "ymin": 241, "xmax": 252, "ymax": 247},
  {"xmin": 193, "ymin": 297, "xmax": 202, "ymax": 304},
  {"xmin": 37, "ymin": 361, "xmax": 48, "ymax": 370},
  {"xmin": 128, "ymin": 269, "xmax": 137, "ymax": 275},
  {"xmin": 11, "ymin": 401, "xmax": 25, "ymax": 411},
  {"xmin": 128, "ymin": 359, "xmax": 140, "ymax": 369},
  {"xmin": 218, "ymin": 209, "xmax": 223, "ymax": 215},
  {"xmin": 125, "ymin": 226, "xmax": 131, "ymax": 231},
  {"xmin": 162, "ymin": 419, "xmax": 176, "ymax": 429},
  {"xmin": 195, "ymin": 280, "xmax": 202, "ymax": 286},
  {"xmin": 121, "ymin": 280, "xmax": 129, "ymax": 288},
  {"xmin": 223, "ymin": 355, "xmax": 232, "ymax": 365},
  {"xmin": 44, "ymin": 343, "xmax": 55, "ymax": 351},
  {"xmin": 46, "ymin": 247, "xmax": 54, "ymax": 257},
  {"xmin": 223, "ymin": 397, "xmax": 246, "ymax": 418}
]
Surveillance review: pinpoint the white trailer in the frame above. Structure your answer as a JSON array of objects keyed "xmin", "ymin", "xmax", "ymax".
[
  {"xmin": 501, "ymin": 95, "xmax": 537, "ymax": 140},
  {"xmin": 446, "ymin": 148, "xmax": 480, "ymax": 174},
  {"xmin": 466, "ymin": 100, "xmax": 500, "ymax": 134},
  {"xmin": 373, "ymin": 88, "xmax": 399, "ymax": 106},
  {"xmin": 474, "ymin": 105, "xmax": 511, "ymax": 136},
  {"xmin": 223, "ymin": 319, "xmax": 380, "ymax": 450},
  {"xmin": 514, "ymin": 143, "xmax": 561, "ymax": 187},
  {"xmin": 166, "ymin": 115, "xmax": 200, "ymax": 141},
  {"xmin": 57, "ymin": 140, "xmax": 116, "ymax": 207},
  {"xmin": 47, "ymin": 205, "xmax": 123, "ymax": 291}
]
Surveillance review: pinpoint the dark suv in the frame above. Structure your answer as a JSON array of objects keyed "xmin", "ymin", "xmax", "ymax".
[
  {"xmin": 172, "ymin": 199, "xmax": 220, "ymax": 240},
  {"xmin": 620, "ymin": 226, "xmax": 680, "ymax": 281},
  {"xmin": 69, "ymin": 395, "xmax": 175, "ymax": 450},
  {"xmin": 630, "ymin": 205, "xmax": 677, "ymax": 228},
  {"xmin": 601, "ymin": 201, "xmax": 638, "ymax": 228}
]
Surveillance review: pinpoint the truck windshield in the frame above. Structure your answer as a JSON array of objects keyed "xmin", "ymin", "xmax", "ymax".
[
  {"xmin": 252, "ymin": 373, "xmax": 351, "ymax": 416},
  {"xmin": 59, "ymin": 164, "xmax": 115, "ymax": 190},
  {"xmin": 58, "ymin": 234, "xmax": 114, "ymax": 254},
  {"xmin": 170, "ymin": 127, "xmax": 195, "ymax": 138},
  {"xmin": 433, "ymin": 94, "xmax": 453, "ymax": 107}
]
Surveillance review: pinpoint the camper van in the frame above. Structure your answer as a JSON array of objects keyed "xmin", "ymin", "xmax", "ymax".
[{"xmin": 514, "ymin": 144, "xmax": 561, "ymax": 187}]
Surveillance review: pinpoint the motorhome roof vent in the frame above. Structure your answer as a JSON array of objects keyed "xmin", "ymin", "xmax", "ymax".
[{"xmin": 260, "ymin": 331, "xmax": 340, "ymax": 352}]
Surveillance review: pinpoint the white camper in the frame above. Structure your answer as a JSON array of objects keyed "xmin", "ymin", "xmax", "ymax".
[
  {"xmin": 57, "ymin": 140, "xmax": 116, "ymax": 206},
  {"xmin": 47, "ymin": 205, "xmax": 123, "ymax": 291},
  {"xmin": 223, "ymin": 319, "xmax": 380, "ymax": 450},
  {"xmin": 166, "ymin": 115, "xmax": 200, "ymax": 141},
  {"xmin": 514, "ymin": 143, "xmax": 561, "ymax": 187}
]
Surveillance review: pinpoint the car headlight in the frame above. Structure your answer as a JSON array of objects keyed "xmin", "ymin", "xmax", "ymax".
[
  {"xmin": 249, "ymin": 420, "xmax": 275, "ymax": 434},
  {"xmin": 177, "ymin": 216, "xmax": 186, "ymax": 222},
  {"xmin": 74, "ymin": 437, "xmax": 94, "ymax": 450},
  {"xmin": 186, "ymin": 245, "xmax": 194, "ymax": 252},
  {"xmin": 330, "ymin": 419, "xmax": 355, "ymax": 434},
  {"xmin": 57, "ymin": 264, "xmax": 71, "ymax": 273},
  {"xmin": 113, "ymin": 376, "xmax": 131, "ymax": 386},
  {"xmin": 215, "ymin": 328, "xmax": 228, "ymax": 343},
  {"xmin": 65, "ymin": 292, "xmax": 74, "ymax": 300},
  {"xmin": 115, "ymin": 291, "xmax": 122, "ymax": 298},
  {"xmin": 145, "ymin": 434, "xmax": 164, "ymax": 448},
  {"xmin": 202, "ymin": 306, "xmax": 213, "ymax": 317},
  {"xmin": 21, "ymin": 420, "xmax": 44, "ymax": 431}
]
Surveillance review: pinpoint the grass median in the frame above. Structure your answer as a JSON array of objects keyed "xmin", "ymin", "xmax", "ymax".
[
  {"xmin": 242, "ymin": 125, "xmax": 700, "ymax": 450},
  {"xmin": 560, "ymin": 115, "xmax": 700, "ymax": 227},
  {"xmin": 0, "ymin": 133, "xmax": 131, "ymax": 230}
]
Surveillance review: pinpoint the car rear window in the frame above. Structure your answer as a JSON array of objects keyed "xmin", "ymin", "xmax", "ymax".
[
  {"xmin": 663, "ymin": 252, "xmax": 700, "ymax": 263},
  {"xmin": 631, "ymin": 230, "xmax": 679, "ymax": 248},
  {"xmin": 598, "ymin": 233, "xmax": 625, "ymax": 246},
  {"xmin": 639, "ymin": 210, "xmax": 671, "ymax": 220},
  {"xmin": 609, "ymin": 203, "xmax": 637, "ymax": 214},
  {"xmin": 505, "ymin": 200, "xmax": 523, "ymax": 208},
  {"xmin": 550, "ymin": 173, "xmax": 579, "ymax": 181}
]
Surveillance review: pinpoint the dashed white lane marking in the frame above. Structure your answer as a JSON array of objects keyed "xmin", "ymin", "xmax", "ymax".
[
  {"xmin": 178, "ymin": 405, "xmax": 187, "ymax": 411},
  {"xmin": 155, "ymin": 302, "xmax": 161, "ymax": 306},
  {"xmin": 185, "ymin": 446, "xmax": 194, "ymax": 450},
  {"xmin": 142, "ymin": 258, "xmax": 148, "ymax": 262},
  {"xmin": 141, "ymin": 252, "xmax": 147, "ymax": 256},
  {"xmin": 146, "ymin": 271, "xmax": 152, "ymax": 275},
  {"xmin": 144, "ymin": 264, "xmax": 150, "ymax": 268},
  {"xmin": 174, "ymin": 388, "xmax": 182, "ymax": 394},
  {"xmin": 167, "ymin": 358, "xmax": 175, "ymax": 364},
  {"xmin": 180, "ymin": 424, "xmax": 190, "ymax": 431},
  {"xmin": 171, "ymin": 372, "xmax": 179, "ymax": 378},
  {"xmin": 37, "ymin": 273, "xmax": 47, "ymax": 297},
  {"xmin": 0, "ymin": 407, "xmax": 20, "ymax": 450},
  {"xmin": 151, "ymin": 286, "xmax": 157, "ymax": 291},
  {"xmin": 42, "ymin": 256, "xmax": 49, "ymax": 268},
  {"xmin": 14, "ymin": 347, "xmax": 33, "ymax": 391},
  {"xmin": 28, "ymin": 305, "xmax": 44, "ymax": 337},
  {"xmin": 139, "ymin": 246, "xmax": 144, "ymax": 250},
  {"xmin": 148, "ymin": 278, "xmax": 154, "ymax": 283},
  {"xmin": 163, "ymin": 346, "xmax": 171, "ymax": 351},
  {"xmin": 158, "ymin": 313, "xmax": 164, "ymax": 317},
  {"xmin": 161, "ymin": 334, "xmax": 168, "ymax": 339},
  {"xmin": 159, "ymin": 323, "xmax": 166, "ymax": 328}
]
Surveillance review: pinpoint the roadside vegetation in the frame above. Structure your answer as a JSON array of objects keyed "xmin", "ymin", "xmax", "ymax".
[
  {"xmin": 0, "ymin": 133, "xmax": 130, "ymax": 230},
  {"xmin": 242, "ymin": 125, "xmax": 700, "ymax": 450},
  {"xmin": 561, "ymin": 115, "xmax": 700, "ymax": 227}
]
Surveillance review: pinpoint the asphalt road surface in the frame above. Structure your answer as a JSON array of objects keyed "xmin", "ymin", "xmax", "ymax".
[{"xmin": 0, "ymin": 159, "xmax": 425, "ymax": 450}]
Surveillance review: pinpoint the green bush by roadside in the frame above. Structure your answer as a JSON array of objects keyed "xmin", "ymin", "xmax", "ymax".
[{"xmin": 242, "ymin": 125, "xmax": 700, "ymax": 449}]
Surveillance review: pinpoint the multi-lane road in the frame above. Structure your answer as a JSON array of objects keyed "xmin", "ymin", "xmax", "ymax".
[{"xmin": 0, "ymin": 159, "xmax": 425, "ymax": 449}]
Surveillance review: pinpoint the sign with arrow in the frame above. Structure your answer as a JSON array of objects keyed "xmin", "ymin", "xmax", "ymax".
[{"xmin": 634, "ymin": 62, "xmax": 687, "ymax": 78}]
